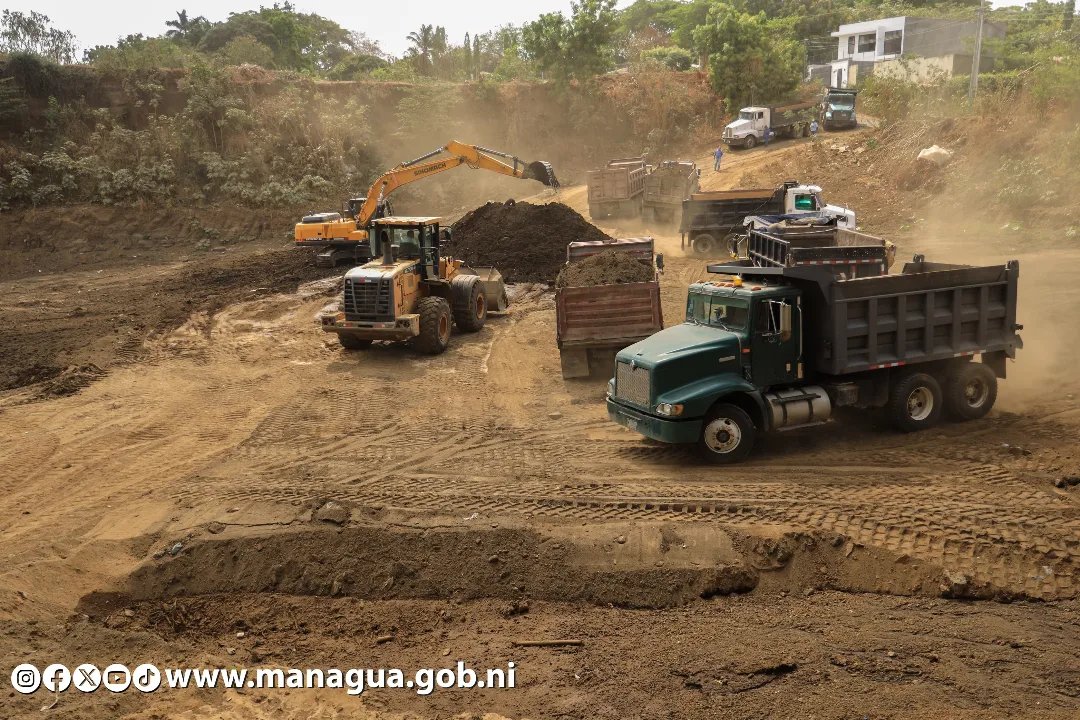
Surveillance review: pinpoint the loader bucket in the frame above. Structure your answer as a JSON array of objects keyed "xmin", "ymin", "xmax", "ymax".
[
  {"xmin": 524, "ymin": 160, "xmax": 560, "ymax": 189},
  {"xmin": 462, "ymin": 266, "xmax": 510, "ymax": 311}
]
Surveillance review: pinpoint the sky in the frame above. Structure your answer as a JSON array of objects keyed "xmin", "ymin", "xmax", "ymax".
[
  {"xmin": 4, "ymin": 0, "xmax": 581, "ymax": 57},
  {"xmin": 5, "ymin": 0, "xmax": 1038, "ymax": 59}
]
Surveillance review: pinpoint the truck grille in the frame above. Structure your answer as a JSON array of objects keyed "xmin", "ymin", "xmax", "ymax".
[
  {"xmin": 343, "ymin": 278, "xmax": 392, "ymax": 321},
  {"xmin": 615, "ymin": 361, "xmax": 651, "ymax": 407}
]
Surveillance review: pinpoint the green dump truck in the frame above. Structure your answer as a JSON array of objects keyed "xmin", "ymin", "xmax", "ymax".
[{"xmin": 606, "ymin": 246, "xmax": 1023, "ymax": 463}]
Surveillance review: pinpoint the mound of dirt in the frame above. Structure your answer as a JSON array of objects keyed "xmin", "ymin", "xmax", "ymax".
[
  {"xmin": 446, "ymin": 200, "xmax": 611, "ymax": 283},
  {"xmin": 556, "ymin": 250, "xmax": 655, "ymax": 288}
]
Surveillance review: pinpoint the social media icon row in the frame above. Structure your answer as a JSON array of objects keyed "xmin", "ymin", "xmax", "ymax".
[{"xmin": 10, "ymin": 663, "xmax": 161, "ymax": 693}]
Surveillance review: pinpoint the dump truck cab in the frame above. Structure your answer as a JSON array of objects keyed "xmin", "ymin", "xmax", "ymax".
[
  {"xmin": 320, "ymin": 216, "xmax": 508, "ymax": 354},
  {"xmin": 606, "ymin": 277, "xmax": 798, "ymax": 447}
]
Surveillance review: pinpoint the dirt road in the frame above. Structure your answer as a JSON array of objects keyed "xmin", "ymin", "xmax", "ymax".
[{"xmin": 1, "ymin": 137, "xmax": 1078, "ymax": 719}]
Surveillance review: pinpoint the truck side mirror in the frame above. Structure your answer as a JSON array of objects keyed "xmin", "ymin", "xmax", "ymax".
[
  {"xmin": 655, "ymin": 253, "xmax": 665, "ymax": 274},
  {"xmin": 780, "ymin": 303, "xmax": 792, "ymax": 342}
]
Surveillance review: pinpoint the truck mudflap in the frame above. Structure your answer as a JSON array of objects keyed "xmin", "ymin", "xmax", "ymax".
[
  {"xmin": 320, "ymin": 312, "xmax": 420, "ymax": 341},
  {"xmin": 607, "ymin": 398, "xmax": 702, "ymax": 444}
]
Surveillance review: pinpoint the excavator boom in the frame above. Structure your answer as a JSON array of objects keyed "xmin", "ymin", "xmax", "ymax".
[{"xmin": 295, "ymin": 141, "xmax": 558, "ymax": 265}]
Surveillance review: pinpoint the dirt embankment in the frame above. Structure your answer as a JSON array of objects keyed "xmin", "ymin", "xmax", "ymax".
[
  {"xmin": 447, "ymin": 200, "xmax": 611, "ymax": 283},
  {"xmin": 1, "ymin": 204, "xmax": 306, "ymax": 282},
  {"xmin": 0, "ymin": 246, "xmax": 336, "ymax": 396}
]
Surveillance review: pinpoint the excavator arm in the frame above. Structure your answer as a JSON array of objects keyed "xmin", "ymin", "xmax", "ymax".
[
  {"xmin": 294, "ymin": 141, "xmax": 557, "ymax": 264},
  {"xmin": 354, "ymin": 141, "xmax": 559, "ymax": 227}
]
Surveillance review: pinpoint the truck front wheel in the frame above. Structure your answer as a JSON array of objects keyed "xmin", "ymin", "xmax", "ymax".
[
  {"xmin": 744, "ymin": 135, "xmax": 757, "ymax": 149},
  {"xmin": 887, "ymin": 372, "xmax": 944, "ymax": 432},
  {"xmin": 698, "ymin": 403, "xmax": 756, "ymax": 464},
  {"xmin": 944, "ymin": 363, "xmax": 998, "ymax": 421}
]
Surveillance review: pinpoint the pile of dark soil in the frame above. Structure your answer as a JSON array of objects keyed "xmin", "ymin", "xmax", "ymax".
[
  {"xmin": 447, "ymin": 200, "xmax": 610, "ymax": 283},
  {"xmin": 555, "ymin": 250, "xmax": 655, "ymax": 288}
]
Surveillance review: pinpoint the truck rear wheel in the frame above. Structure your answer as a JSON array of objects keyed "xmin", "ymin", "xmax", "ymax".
[
  {"xmin": 450, "ymin": 275, "xmax": 487, "ymax": 332},
  {"xmin": 944, "ymin": 362, "xmax": 998, "ymax": 421},
  {"xmin": 691, "ymin": 234, "xmax": 716, "ymax": 255},
  {"xmin": 411, "ymin": 297, "xmax": 452, "ymax": 355},
  {"xmin": 697, "ymin": 403, "xmax": 756, "ymax": 464},
  {"xmin": 338, "ymin": 334, "xmax": 372, "ymax": 350},
  {"xmin": 887, "ymin": 372, "xmax": 943, "ymax": 432}
]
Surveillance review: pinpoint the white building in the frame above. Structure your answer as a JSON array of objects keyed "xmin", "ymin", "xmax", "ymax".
[{"xmin": 826, "ymin": 16, "xmax": 1005, "ymax": 87}]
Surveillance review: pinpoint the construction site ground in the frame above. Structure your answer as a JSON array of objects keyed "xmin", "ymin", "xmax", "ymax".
[{"xmin": 1, "ymin": 133, "xmax": 1078, "ymax": 719}]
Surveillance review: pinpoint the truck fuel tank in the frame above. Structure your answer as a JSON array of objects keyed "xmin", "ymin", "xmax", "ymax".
[{"xmin": 765, "ymin": 386, "xmax": 831, "ymax": 430}]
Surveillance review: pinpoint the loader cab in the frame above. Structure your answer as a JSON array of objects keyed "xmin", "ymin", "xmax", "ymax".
[{"xmin": 369, "ymin": 217, "xmax": 444, "ymax": 279}]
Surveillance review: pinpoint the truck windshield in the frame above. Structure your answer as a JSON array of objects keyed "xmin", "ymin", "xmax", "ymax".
[
  {"xmin": 687, "ymin": 292, "xmax": 749, "ymax": 331},
  {"xmin": 828, "ymin": 98, "xmax": 855, "ymax": 110},
  {"xmin": 739, "ymin": 110, "xmax": 756, "ymax": 121}
]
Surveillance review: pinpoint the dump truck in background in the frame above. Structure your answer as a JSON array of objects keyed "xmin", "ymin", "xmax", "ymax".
[
  {"xmin": 722, "ymin": 100, "xmax": 817, "ymax": 149},
  {"xmin": 643, "ymin": 161, "xmax": 700, "ymax": 225},
  {"xmin": 556, "ymin": 238, "xmax": 664, "ymax": 379},
  {"xmin": 680, "ymin": 181, "xmax": 856, "ymax": 255},
  {"xmin": 587, "ymin": 158, "xmax": 649, "ymax": 219},
  {"xmin": 820, "ymin": 87, "xmax": 859, "ymax": 130},
  {"xmin": 607, "ymin": 249, "xmax": 1022, "ymax": 463},
  {"xmin": 740, "ymin": 216, "xmax": 896, "ymax": 275}
]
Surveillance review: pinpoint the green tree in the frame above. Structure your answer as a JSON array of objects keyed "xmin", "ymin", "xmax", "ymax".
[
  {"xmin": 165, "ymin": 10, "xmax": 211, "ymax": 46},
  {"xmin": 217, "ymin": 35, "xmax": 276, "ymax": 67},
  {"xmin": 693, "ymin": 3, "xmax": 804, "ymax": 107},
  {"xmin": 523, "ymin": 0, "xmax": 617, "ymax": 81},
  {"xmin": 0, "ymin": 10, "xmax": 77, "ymax": 63}
]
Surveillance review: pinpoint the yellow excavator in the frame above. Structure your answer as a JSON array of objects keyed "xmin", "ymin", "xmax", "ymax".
[{"xmin": 295, "ymin": 140, "xmax": 559, "ymax": 266}]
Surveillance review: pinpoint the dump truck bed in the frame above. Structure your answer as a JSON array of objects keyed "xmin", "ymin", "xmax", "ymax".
[
  {"xmin": 556, "ymin": 238, "xmax": 663, "ymax": 378},
  {"xmin": 645, "ymin": 162, "xmax": 698, "ymax": 207},
  {"xmin": 746, "ymin": 224, "xmax": 891, "ymax": 278},
  {"xmin": 586, "ymin": 161, "xmax": 648, "ymax": 202},
  {"xmin": 805, "ymin": 258, "xmax": 1022, "ymax": 376},
  {"xmin": 680, "ymin": 190, "xmax": 785, "ymax": 235}
]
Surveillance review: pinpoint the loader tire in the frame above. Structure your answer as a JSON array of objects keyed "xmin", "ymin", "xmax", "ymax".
[
  {"xmin": 451, "ymin": 275, "xmax": 487, "ymax": 332},
  {"xmin": 338, "ymin": 334, "xmax": 372, "ymax": 350},
  {"xmin": 944, "ymin": 362, "xmax": 997, "ymax": 421},
  {"xmin": 411, "ymin": 297, "xmax": 452, "ymax": 355},
  {"xmin": 886, "ymin": 372, "xmax": 943, "ymax": 433}
]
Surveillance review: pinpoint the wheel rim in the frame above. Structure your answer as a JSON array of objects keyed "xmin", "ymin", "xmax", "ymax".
[
  {"xmin": 703, "ymin": 417, "xmax": 742, "ymax": 454},
  {"xmin": 692, "ymin": 236, "xmax": 712, "ymax": 254},
  {"xmin": 439, "ymin": 315, "xmax": 449, "ymax": 341},
  {"xmin": 963, "ymin": 377, "xmax": 989, "ymax": 408},
  {"xmin": 906, "ymin": 386, "xmax": 934, "ymax": 421},
  {"xmin": 475, "ymin": 294, "xmax": 486, "ymax": 319}
]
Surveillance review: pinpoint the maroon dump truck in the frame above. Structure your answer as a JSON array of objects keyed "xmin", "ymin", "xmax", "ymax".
[{"xmin": 555, "ymin": 238, "xmax": 664, "ymax": 378}]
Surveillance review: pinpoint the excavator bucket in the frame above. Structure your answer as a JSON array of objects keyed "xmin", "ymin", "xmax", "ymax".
[{"xmin": 523, "ymin": 160, "xmax": 560, "ymax": 189}]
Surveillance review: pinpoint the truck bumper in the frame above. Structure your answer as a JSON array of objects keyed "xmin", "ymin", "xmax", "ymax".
[
  {"xmin": 723, "ymin": 137, "xmax": 751, "ymax": 148},
  {"xmin": 606, "ymin": 398, "xmax": 702, "ymax": 444},
  {"xmin": 320, "ymin": 313, "xmax": 420, "ymax": 341}
]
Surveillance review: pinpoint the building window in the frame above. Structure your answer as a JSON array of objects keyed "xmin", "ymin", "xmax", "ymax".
[
  {"xmin": 883, "ymin": 30, "xmax": 902, "ymax": 55},
  {"xmin": 847, "ymin": 36, "xmax": 855, "ymax": 55},
  {"xmin": 858, "ymin": 34, "xmax": 876, "ymax": 53}
]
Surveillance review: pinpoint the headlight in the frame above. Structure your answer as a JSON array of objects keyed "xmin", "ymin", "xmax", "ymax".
[
  {"xmin": 655, "ymin": 403, "xmax": 684, "ymax": 416},
  {"xmin": 826, "ymin": 111, "xmax": 833, "ymax": 118},
  {"xmin": 606, "ymin": 379, "xmax": 615, "ymax": 398}
]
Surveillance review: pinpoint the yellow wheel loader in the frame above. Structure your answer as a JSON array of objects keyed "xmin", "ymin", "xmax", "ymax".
[
  {"xmin": 296, "ymin": 141, "xmax": 558, "ymax": 267},
  {"xmin": 319, "ymin": 217, "xmax": 508, "ymax": 354}
]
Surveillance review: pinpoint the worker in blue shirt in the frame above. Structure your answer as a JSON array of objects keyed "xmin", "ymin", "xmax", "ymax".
[
  {"xmin": 763, "ymin": 127, "xmax": 773, "ymax": 146},
  {"xmin": 810, "ymin": 119, "xmax": 820, "ymax": 136},
  {"xmin": 713, "ymin": 145, "xmax": 724, "ymax": 171}
]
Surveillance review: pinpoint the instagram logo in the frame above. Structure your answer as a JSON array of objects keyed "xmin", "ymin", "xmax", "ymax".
[{"xmin": 10, "ymin": 663, "xmax": 40, "ymax": 694}]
